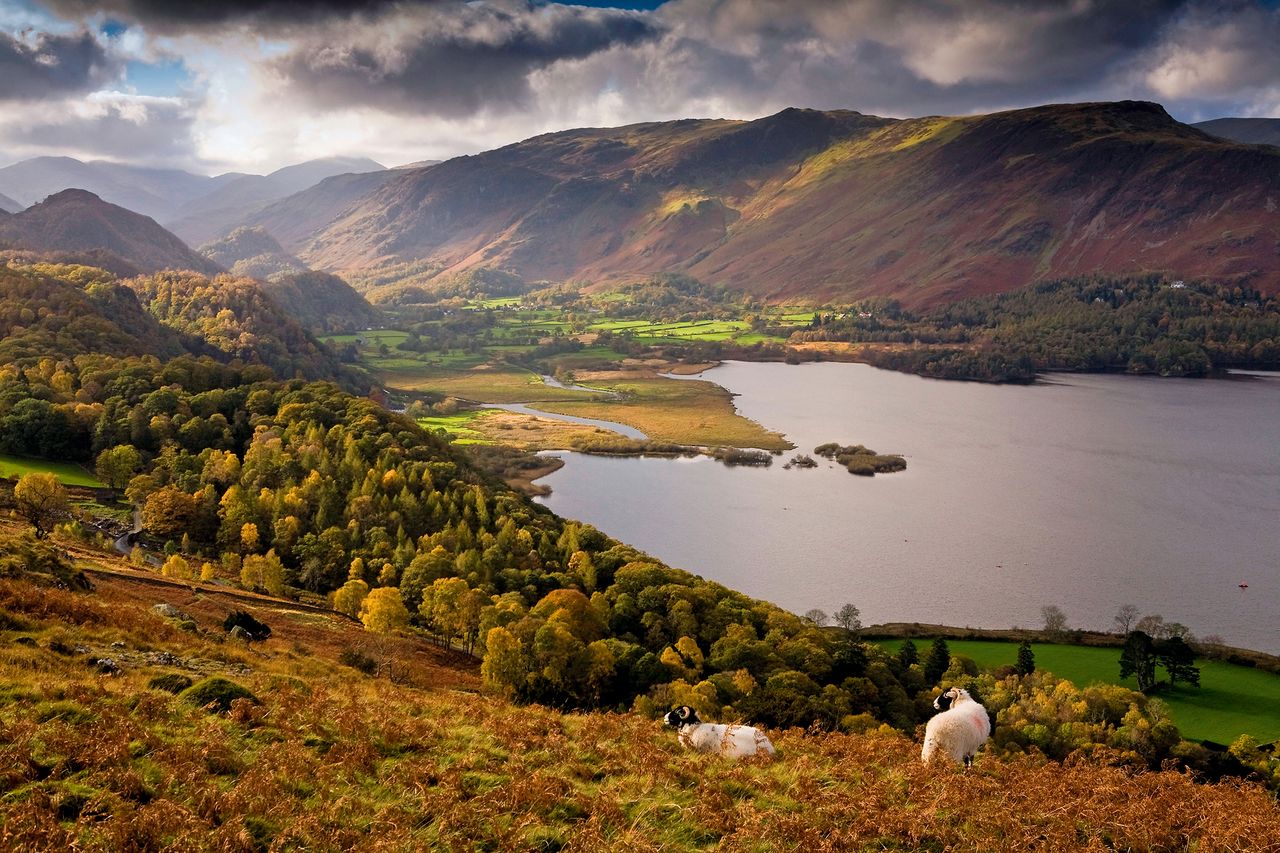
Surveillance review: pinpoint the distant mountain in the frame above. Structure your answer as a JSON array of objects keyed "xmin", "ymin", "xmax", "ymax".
[
  {"xmin": 165, "ymin": 157, "xmax": 386, "ymax": 246},
  {"xmin": 0, "ymin": 189, "xmax": 221, "ymax": 275},
  {"xmin": 1193, "ymin": 118, "xmax": 1280, "ymax": 147},
  {"xmin": 285, "ymin": 102, "xmax": 1280, "ymax": 306},
  {"xmin": 0, "ymin": 155, "xmax": 386, "ymax": 241},
  {"xmin": 0, "ymin": 157, "xmax": 217, "ymax": 220},
  {"xmin": 0, "ymin": 191, "xmax": 21, "ymax": 213},
  {"xmin": 199, "ymin": 226, "xmax": 308, "ymax": 279},
  {"xmin": 240, "ymin": 169, "xmax": 405, "ymax": 253}
]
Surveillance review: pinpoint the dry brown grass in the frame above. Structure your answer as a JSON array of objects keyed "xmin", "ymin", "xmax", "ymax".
[{"xmin": 1, "ymin": 544, "xmax": 1277, "ymax": 851}]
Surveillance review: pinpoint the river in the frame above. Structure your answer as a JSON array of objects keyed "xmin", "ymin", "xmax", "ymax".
[{"xmin": 536, "ymin": 362, "xmax": 1280, "ymax": 653}]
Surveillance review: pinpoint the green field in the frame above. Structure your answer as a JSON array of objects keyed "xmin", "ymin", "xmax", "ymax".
[
  {"xmin": 872, "ymin": 638, "xmax": 1280, "ymax": 744},
  {"xmin": 0, "ymin": 454, "xmax": 103, "ymax": 487}
]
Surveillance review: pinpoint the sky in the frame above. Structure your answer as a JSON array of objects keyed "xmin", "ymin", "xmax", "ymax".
[{"xmin": 0, "ymin": 0, "xmax": 1277, "ymax": 175}]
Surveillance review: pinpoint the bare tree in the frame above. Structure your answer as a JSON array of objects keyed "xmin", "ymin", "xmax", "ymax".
[
  {"xmin": 834, "ymin": 602, "xmax": 862, "ymax": 633},
  {"xmin": 1113, "ymin": 604, "xmax": 1140, "ymax": 635},
  {"xmin": 1040, "ymin": 605, "xmax": 1068, "ymax": 638},
  {"xmin": 803, "ymin": 608, "xmax": 829, "ymax": 627},
  {"xmin": 1136, "ymin": 614, "xmax": 1167, "ymax": 639}
]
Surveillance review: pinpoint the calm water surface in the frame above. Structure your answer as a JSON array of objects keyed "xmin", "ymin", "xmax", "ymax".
[{"xmin": 537, "ymin": 362, "xmax": 1280, "ymax": 653}]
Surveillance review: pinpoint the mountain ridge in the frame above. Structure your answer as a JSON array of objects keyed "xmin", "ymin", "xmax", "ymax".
[
  {"xmin": 1193, "ymin": 117, "xmax": 1280, "ymax": 147},
  {"xmin": 259, "ymin": 101, "xmax": 1279, "ymax": 306}
]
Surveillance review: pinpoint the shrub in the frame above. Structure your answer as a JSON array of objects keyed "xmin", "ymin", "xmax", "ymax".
[
  {"xmin": 180, "ymin": 677, "xmax": 259, "ymax": 713},
  {"xmin": 339, "ymin": 648, "xmax": 379, "ymax": 675},
  {"xmin": 148, "ymin": 673, "xmax": 194, "ymax": 694},
  {"xmin": 222, "ymin": 610, "xmax": 271, "ymax": 641}
]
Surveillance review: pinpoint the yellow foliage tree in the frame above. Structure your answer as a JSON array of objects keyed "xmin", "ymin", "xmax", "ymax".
[
  {"xmin": 332, "ymin": 578, "xmax": 369, "ymax": 618},
  {"xmin": 161, "ymin": 554, "xmax": 192, "ymax": 580},
  {"xmin": 13, "ymin": 473, "xmax": 68, "ymax": 539},
  {"xmin": 360, "ymin": 587, "xmax": 409, "ymax": 634},
  {"xmin": 199, "ymin": 562, "xmax": 216, "ymax": 582}
]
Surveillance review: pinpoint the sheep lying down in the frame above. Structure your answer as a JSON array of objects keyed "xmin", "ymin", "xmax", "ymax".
[
  {"xmin": 921, "ymin": 686, "xmax": 991, "ymax": 766},
  {"xmin": 664, "ymin": 706, "xmax": 776, "ymax": 758}
]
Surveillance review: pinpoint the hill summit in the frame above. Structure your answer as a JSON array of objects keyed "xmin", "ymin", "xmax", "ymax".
[{"xmin": 0, "ymin": 190, "xmax": 220, "ymax": 276}]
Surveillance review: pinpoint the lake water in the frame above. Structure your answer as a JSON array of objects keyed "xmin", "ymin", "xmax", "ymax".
[{"xmin": 536, "ymin": 362, "xmax": 1280, "ymax": 653}]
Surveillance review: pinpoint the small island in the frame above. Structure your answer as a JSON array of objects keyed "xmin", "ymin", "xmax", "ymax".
[{"xmin": 815, "ymin": 442, "xmax": 908, "ymax": 476}]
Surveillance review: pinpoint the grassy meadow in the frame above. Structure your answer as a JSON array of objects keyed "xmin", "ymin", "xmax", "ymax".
[
  {"xmin": 0, "ymin": 454, "xmax": 103, "ymax": 488},
  {"xmin": 872, "ymin": 638, "xmax": 1280, "ymax": 744}
]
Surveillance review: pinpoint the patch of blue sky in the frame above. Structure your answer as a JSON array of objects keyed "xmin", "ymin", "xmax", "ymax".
[{"xmin": 124, "ymin": 57, "xmax": 193, "ymax": 97}]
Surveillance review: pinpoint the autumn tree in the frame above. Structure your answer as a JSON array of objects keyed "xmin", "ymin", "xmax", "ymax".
[
  {"xmin": 95, "ymin": 445, "xmax": 141, "ymax": 491},
  {"xmin": 142, "ymin": 486, "xmax": 196, "ymax": 541},
  {"xmin": 360, "ymin": 587, "xmax": 409, "ymax": 634},
  {"xmin": 162, "ymin": 554, "xmax": 193, "ymax": 580},
  {"xmin": 13, "ymin": 473, "xmax": 68, "ymax": 539},
  {"xmin": 803, "ymin": 608, "xmax": 829, "ymax": 627},
  {"xmin": 332, "ymin": 578, "xmax": 369, "ymax": 618}
]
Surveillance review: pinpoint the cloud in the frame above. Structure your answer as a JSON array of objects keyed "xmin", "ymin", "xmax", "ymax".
[
  {"xmin": 0, "ymin": 90, "xmax": 199, "ymax": 165},
  {"xmin": 11, "ymin": 0, "xmax": 1280, "ymax": 173},
  {"xmin": 0, "ymin": 28, "xmax": 121, "ymax": 101},
  {"xmin": 269, "ymin": 1, "xmax": 660, "ymax": 118},
  {"xmin": 41, "ymin": 0, "xmax": 408, "ymax": 33}
]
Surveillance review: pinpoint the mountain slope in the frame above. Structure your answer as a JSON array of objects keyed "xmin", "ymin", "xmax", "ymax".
[
  {"xmin": 165, "ymin": 157, "xmax": 386, "ymax": 246},
  {"xmin": 238, "ymin": 168, "xmax": 407, "ymax": 253},
  {"xmin": 258, "ymin": 271, "xmax": 383, "ymax": 334},
  {"xmin": 0, "ymin": 191, "xmax": 21, "ymax": 213},
  {"xmin": 0, "ymin": 190, "xmax": 221, "ymax": 276},
  {"xmin": 294, "ymin": 102, "xmax": 1280, "ymax": 306},
  {"xmin": 1194, "ymin": 118, "xmax": 1280, "ymax": 147}
]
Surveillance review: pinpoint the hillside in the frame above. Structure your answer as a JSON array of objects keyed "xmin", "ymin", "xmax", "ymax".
[
  {"xmin": 259, "ymin": 271, "xmax": 384, "ymax": 334},
  {"xmin": 284, "ymin": 102, "xmax": 1280, "ymax": 306},
  {"xmin": 122, "ymin": 270, "xmax": 354, "ymax": 381},
  {"xmin": 0, "ymin": 532, "xmax": 1277, "ymax": 851},
  {"xmin": 166, "ymin": 157, "xmax": 386, "ymax": 246},
  {"xmin": 0, "ymin": 191, "xmax": 20, "ymax": 213},
  {"xmin": 1194, "ymin": 118, "xmax": 1280, "ymax": 147},
  {"xmin": 239, "ymin": 168, "xmax": 406, "ymax": 252},
  {"xmin": 199, "ymin": 226, "xmax": 308, "ymax": 279},
  {"xmin": 0, "ymin": 263, "xmax": 189, "ymax": 364},
  {"xmin": 0, "ymin": 190, "xmax": 221, "ymax": 276}
]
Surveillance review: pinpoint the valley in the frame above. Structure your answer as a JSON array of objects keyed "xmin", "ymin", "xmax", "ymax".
[{"xmin": 2, "ymin": 88, "xmax": 1280, "ymax": 848}]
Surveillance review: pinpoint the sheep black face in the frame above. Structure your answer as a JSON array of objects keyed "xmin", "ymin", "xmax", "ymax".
[
  {"xmin": 933, "ymin": 687, "xmax": 966, "ymax": 711},
  {"xmin": 663, "ymin": 705, "xmax": 701, "ymax": 728}
]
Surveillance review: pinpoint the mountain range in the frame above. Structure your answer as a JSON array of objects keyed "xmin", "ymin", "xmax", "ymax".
[
  {"xmin": 2, "ymin": 103, "xmax": 1277, "ymax": 309},
  {"xmin": 0, "ymin": 155, "xmax": 385, "ymax": 239},
  {"xmin": 248, "ymin": 101, "xmax": 1278, "ymax": 306}
]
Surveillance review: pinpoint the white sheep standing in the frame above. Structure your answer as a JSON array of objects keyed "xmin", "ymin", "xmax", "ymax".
[
  {"xmin": 663, "ymin": 705, "xmax": 776, "ymax": 758},
  {"xmin": 921, "ymin": 686, "xmax": 991, "ymax": 766}
]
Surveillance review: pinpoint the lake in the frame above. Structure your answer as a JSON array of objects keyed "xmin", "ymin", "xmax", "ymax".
[{"xmin": 536, "ymin": 362, "xmax": 1280, "ymax": 653}]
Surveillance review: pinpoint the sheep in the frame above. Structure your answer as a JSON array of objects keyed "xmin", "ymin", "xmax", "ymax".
[
  {"xmin": 921, "ymin": 686, "xmax": 991, "ymax": 766},
  {"xmin": 663, "ymin": 705, "xmax": 776, "ymax": 758}
]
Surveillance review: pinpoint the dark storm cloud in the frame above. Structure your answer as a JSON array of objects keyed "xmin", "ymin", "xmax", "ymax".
[
  {"xmin": 0, "ymin": 29, "xmax": 120, "ymax": 101},
  {"xmin": 42, "ymin": 0, "xmax": 410, "ymax": 32},
  {"xmin": 272, "ymin": 2, "xmax": 661, "ymax": 117}
]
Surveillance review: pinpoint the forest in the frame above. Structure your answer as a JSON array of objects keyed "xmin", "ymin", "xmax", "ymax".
[{"xmin": 793, "ymin": 275, "xmax": 1280, "ymax": 381}]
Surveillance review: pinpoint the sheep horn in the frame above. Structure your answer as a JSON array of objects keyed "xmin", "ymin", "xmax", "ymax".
[{"xmin": 678, "ymin": 706, "xmax": 690, "ymax": 720}]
